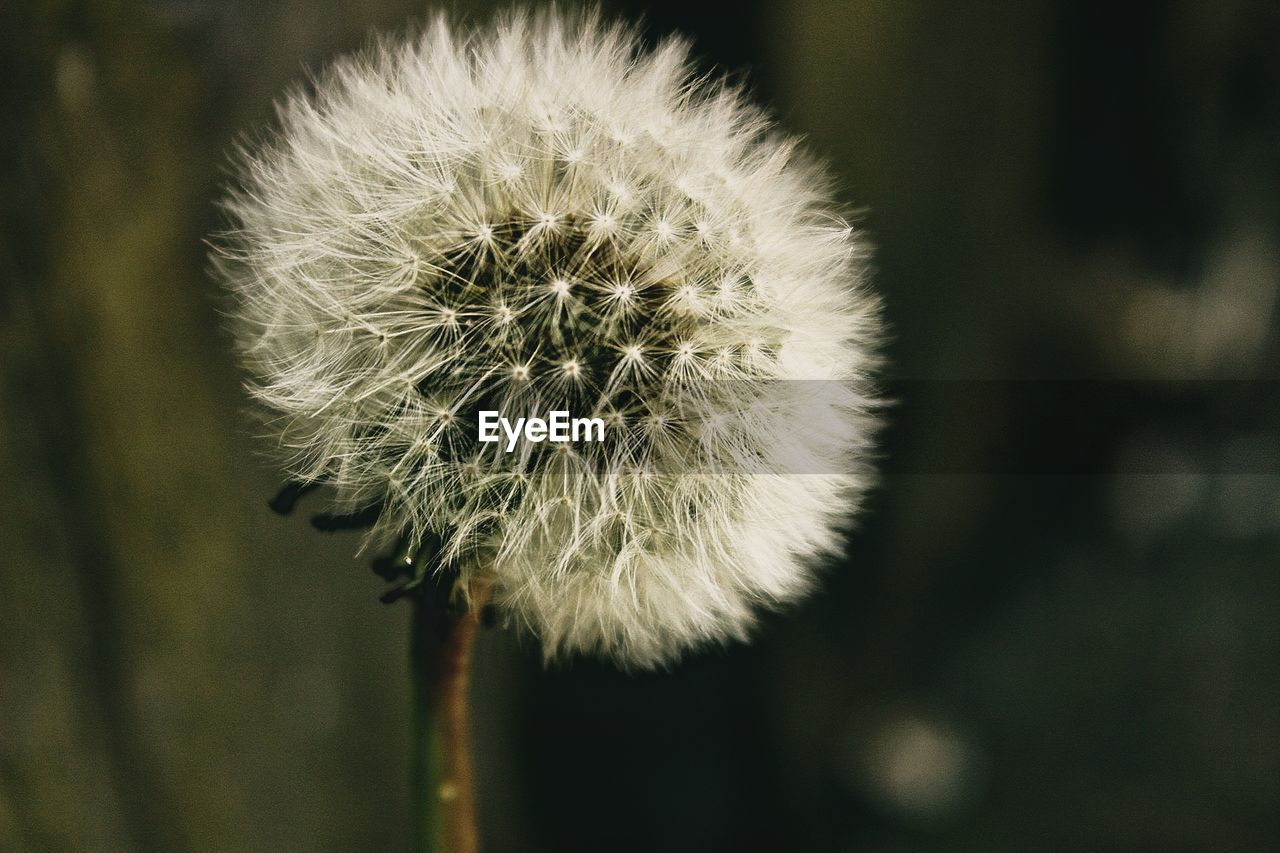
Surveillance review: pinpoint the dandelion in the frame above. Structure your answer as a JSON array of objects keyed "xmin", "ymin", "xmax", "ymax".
[
  {"xmin": 215, "ymin": 10, "xmax": 880, "ymax": 847},
  {"xmin": 218, "ymin": 8, "xmax": 880, "ymax": 667}
]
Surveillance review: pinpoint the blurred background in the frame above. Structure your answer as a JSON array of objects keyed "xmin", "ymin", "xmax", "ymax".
[{"xmin": 2, "ymin": 0, "xmax": 1278, "ymax": 850}]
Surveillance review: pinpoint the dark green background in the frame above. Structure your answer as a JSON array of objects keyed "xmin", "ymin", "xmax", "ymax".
[{"xmin": 2, "ymin": 1, "xmax": 1278, "ymax": 850}]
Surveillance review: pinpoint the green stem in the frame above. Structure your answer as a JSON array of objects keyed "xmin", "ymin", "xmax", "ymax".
[
  {"xmin": 411, "ymin": 598, "xmax": 446, "ymax": 853},
  {"xmin": 410, "ymin": 581, "xmax": 488, "ymax": 853}
]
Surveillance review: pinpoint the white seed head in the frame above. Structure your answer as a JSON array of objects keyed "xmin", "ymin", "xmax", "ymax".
[{"xmin": 215, "ymin": 9, "xmax": 882, "ymax": 668}]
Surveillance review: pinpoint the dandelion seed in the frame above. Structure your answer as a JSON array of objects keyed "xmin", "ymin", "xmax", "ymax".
[{"xmin": 214, "ymin": 9, "xmax": 881, "ymax": 668}]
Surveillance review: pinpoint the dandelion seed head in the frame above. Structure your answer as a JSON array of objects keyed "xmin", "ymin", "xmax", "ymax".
[{"xmin": 214, "ymin": 9, "xmax": 881, "ymax": 668}]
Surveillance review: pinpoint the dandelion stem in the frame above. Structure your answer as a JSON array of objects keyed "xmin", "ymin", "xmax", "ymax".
[{"xmin": 411, "ymin": 577, "xmax": 490, "ymax": 853}]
